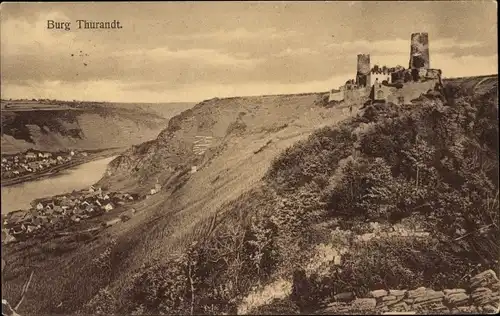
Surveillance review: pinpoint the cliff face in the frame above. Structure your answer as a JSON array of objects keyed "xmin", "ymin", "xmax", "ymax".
[{"xmin": 1, "ymin": 106, "xmax": 169, "ymax": 154}]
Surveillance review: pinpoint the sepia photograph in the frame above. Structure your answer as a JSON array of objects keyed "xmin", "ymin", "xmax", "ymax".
[{"xmin": 1, "ymin": 1, "xmax": 498, "ymax": 315}]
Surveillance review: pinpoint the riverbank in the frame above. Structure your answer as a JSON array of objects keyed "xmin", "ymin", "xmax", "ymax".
[{"xmin": 1, "ymin": 147, "xmax": 125, "ymax": 187}]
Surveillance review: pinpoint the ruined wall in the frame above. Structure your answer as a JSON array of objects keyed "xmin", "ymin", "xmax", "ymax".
[
  {"xmin": 371, "ymin": 73, "xmax": 392, "ymax": 84},
  {"xmin": 425, "ymin": 69, "xmax": 442, "ymax": 80},
  {"xmin": 372, "ymin": 79, "xmax": 439, "ymax": 105},
  {"xmin": 409, "ymin": 32, "xmax": 430, "ymax": 69},
  {"xmin": 328, "ymin": 89, "xmax": 344, "ymax": 102},
  {"xmin": 344, "ymin": 87, "xmax": 370, "ymax": 104},
  {"xmin": 318, "ymin": 269, "xmax": 500, "ymax": 315}
]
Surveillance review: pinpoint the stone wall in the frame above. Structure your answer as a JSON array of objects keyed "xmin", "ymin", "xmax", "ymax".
[
  {"xmin": 344, "ymin": 87, "xmax": 370, "ymax": 105},
  {"xmin": 317, "ymin": 270, "xmax": 500, "ymax": 315},
  {"xmin": 329, "ymin": 89, "xmax": 344, "ymax": 102},
  {"xmin": 373, "ymin": 79, "xmax": 440, "ymax": 105}
]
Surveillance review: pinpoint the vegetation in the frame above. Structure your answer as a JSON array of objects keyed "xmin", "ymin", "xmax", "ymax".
[
  {"xmin": 3, "ymin": 77, "xmax": 497, "ymax": 315},
  {"xmin": 99, "ymin": 79, "xmax": 497, "ymax": 315}
]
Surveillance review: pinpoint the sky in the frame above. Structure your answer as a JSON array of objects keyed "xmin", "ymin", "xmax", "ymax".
[{"xmin": 1, "ymin": 1, "xmax": 497, "ymax": 103}]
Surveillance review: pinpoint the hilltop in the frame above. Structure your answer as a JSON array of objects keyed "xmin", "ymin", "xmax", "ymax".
[{"xmin": 1, "ymin": 75, "xmax": 498, "ymax": 315}]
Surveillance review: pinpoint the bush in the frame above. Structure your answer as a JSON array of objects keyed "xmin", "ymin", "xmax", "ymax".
[{"xmin": 328, "ymin": 237, "xmax": 483, "ymax": 297}]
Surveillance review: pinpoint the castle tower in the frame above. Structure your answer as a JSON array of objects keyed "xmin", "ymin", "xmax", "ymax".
[
  {"xmin": 356, "ymin": 54, "xmax": 371, "ymax": 87},
  {"xmin": 409, "ymin": 33, "xmax": 430, "ymax": 69}
]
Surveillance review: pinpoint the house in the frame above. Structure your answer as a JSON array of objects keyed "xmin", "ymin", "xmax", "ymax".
[
  {"xmin": 150, "ymin": 188, "xmax": 157, "ymax": 195},
  {"xmin": 88, "ymin": 185, "xmax": 96, "ymax": 192},
  {"xmin": 10, "ymin": 225, "xmax": 24, "ymax": 235},
  {"xmin": 10, "ymin": 224, "xmax": 27, "ymax": 235},
  {"xmin": 155, "ymin": 183, "xmax": 162, "ymax": 191},
  {"xmin": 7, "ymin": 210, "xmax": 28, "ymax": 224},
  {"xmin": 103, "ymin": 203, "xmax": 114, "ymax": 212},
  {"xmin": 70, "ymin": 215, "xmax": 81, "ymax": 222},
  {"xmin": 53, "ymin": 206, "xmax": 63, "ymax": 214},
  {"xmin": 60, "ymin": 199, "xmax": 73, "ymax": 207},
  {"xmin": 26, "ymin": 152, "xmax": 37, "ymax": 160},
  {"xmin": 70, "ymin": 151, "xmax": 75, "ymax": 156},
  {"xmin": 103, "ymin": 194, "xmax": 110, "ymax": 200},
  {"xmin": 1, "ymin": 158, "xmax": 7, "ymax": 163},
  {"xmin": 81, "ymin": 152, "xmax": 88, "ymax": 157},
  {"xmin": 1, "ymin": 229, "xmax": 16, "ymax": 244}
]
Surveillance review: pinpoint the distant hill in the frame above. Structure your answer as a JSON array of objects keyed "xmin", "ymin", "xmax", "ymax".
[{"xmin": 0, "ymin": 100, "xmax": 196, "ymax": 154}]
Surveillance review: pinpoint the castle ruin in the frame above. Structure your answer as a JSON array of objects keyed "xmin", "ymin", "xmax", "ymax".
[{"xmin": 329, "ymin": 33, "xmax": 443, "ymax": 105}]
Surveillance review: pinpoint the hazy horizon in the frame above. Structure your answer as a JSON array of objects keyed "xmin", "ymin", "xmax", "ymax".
[{"xmin": 1, "ymin": 1, "xmax": 497, "ymax": 103}]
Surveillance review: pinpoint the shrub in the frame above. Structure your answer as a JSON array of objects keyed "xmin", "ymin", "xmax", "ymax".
[{"xmin": 328, "ymin": 237, "xmax": 482, "ymax": 297}]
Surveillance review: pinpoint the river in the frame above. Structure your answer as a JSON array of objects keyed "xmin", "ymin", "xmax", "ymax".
[{"xmin": 1, "ymin": 156, "xmax": 117, "ymax": 214}]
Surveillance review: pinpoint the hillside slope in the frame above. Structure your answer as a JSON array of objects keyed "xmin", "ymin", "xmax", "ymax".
[
  {"xmin": 2, "ymin": 75, "xmax": 497, "ymax": 315},
  {"xmin": 97, "ymin": 74, "xmax": 498, "ymax": 314},
  {"xmin": 3, "ymin": 91, "xmax": 354, "ymax": 315},
  {"xmin": 0, "ymin": 102, "xmax": 193, "ymax": 154}
]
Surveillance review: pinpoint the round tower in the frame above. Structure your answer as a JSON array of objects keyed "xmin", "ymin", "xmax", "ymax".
[
  {"xmin": 356, "ymin": 54, "xmax": 371, "ymax": 87},
  {"xmin": 409, "ymin": 32, "xmax": 430, "ymax": 69},
  {"xmin": 357, "ymin": 54, "xmax": 371, "ymax": 75}
]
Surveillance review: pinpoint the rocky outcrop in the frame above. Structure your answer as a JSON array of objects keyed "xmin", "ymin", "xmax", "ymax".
[{"xmin": 316, "ymin": 270, "xmax": 500, "ymax": 314}]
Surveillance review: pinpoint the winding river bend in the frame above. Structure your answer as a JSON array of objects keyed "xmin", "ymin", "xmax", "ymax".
[{"xmin": 1, "ymin": 156, "xmax": 116, "ymax": 214}]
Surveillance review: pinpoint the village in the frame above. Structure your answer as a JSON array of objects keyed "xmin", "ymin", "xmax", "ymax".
[
  {"xmin": 1, "ymin": 185, "xmax": 141, "ymax": 242},
  {"xmin": 1, "ymin": 149, "xmax": 88, "ymax": 180}
]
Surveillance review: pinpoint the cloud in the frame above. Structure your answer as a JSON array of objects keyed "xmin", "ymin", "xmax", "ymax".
[
  {"xmin": 326, "ymin": 37, "xmax": 485, "ymax": 56},
  {"xmin": 1, "ymin": 71, "xmax": 353, "ymax": 103},
  {"xmin": 1, "ymin": 11, "xmax": 81, "ymax": 56},
  {"xmin": 166, "ymin": 27, "xmax": 301, "ymax": 41},
  {"xmin": 275, "ymin": 47, "xmax": 319, "ymax": 57},
  {"xmin": 435, "ymin": 53, "xmax": 498, "ymax": 78},
  {"xmin": 1, "ymin": 3, "xmax": 497, "ymax": 103},
  {"xmin": 112, "ymin": 47, "xmax": 263, "ymax": 69}
]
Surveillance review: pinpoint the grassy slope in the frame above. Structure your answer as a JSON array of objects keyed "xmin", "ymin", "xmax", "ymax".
[
  {"xmin": 2, "ymin": 91, "xmax": 351, "ymax": 314},
  {"xmin": 2, "ymin": 75, "xmax": 497, "ymax": 315}
]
